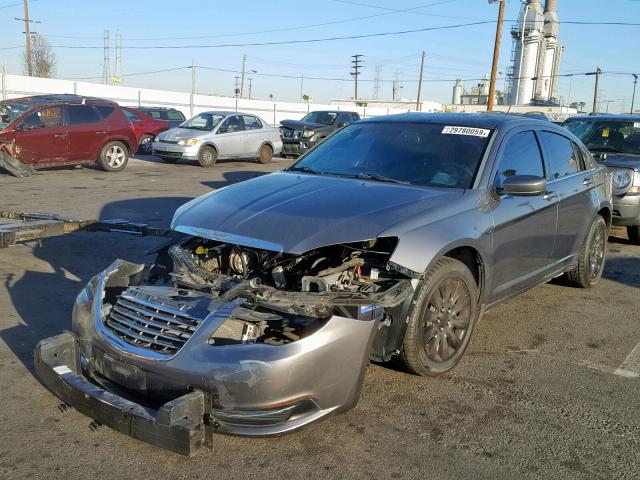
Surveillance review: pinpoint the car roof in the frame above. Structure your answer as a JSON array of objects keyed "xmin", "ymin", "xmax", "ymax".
[
  {"xmin": 360, "ymin": 112, "xmax": 550, "ymax": 129},
  {"xmin": 0, "ymin": 94, "xmax": 117, "ymax": 107},
  {"xmin": 308, "ymin": 110, "xmax": 357, "ymax": 115},
  {"xmin": 137, "ymin": 106, "xmax": 181, "ymax": 111},
  {"xmin": 565, "ymin": 114, "xmax": 640, "ymax": 122}
]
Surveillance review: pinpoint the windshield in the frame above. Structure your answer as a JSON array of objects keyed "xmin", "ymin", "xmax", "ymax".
[
  {"xmin": 288, "ymin": 122, "xmax": 491, "ymax": 189},
  {"xmin": 0, "ymin": 103, "xmax": 31, "ymax": 129},
  {"xmin": 300, "ymin": 111, "xmax": 338, "ymax": 125},
  {"xmin": 564, "ymin": 119, "xmax": 640, "ymax": 155},
  {"xmin": 179, "ymin": 113, "xmax": 225, "ymax": 131}
]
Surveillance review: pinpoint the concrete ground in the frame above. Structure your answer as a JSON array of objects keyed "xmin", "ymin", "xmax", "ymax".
[{"xmin": 1, "ymin": 156, "xmax": 639, "ymax": 480}]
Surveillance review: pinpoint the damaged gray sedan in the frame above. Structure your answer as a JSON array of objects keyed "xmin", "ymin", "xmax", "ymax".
[{"xmin": 35, "ymin": 113, "xmax": 612, "ymax": 455}]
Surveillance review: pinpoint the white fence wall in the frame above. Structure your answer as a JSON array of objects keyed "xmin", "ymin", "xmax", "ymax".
[{"xmin": 1, "ymin": 73, "xmax": 431, "ymax": 125}]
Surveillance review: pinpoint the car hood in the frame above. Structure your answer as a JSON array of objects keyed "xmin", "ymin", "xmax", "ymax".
[
  {"xmin": 158, "ymin": 127, "xmax": 211, "ymax": 140},
  {"xmin": 171, "ymin": 171, "xmax": 463, "ymax": 254},
  {"xmin": 280, "ymin": 119, "xmax": 327, "ymax": 131},
  {"xmin": 598, "ymin": 153, "xmax": 640, "ymax": 170}
]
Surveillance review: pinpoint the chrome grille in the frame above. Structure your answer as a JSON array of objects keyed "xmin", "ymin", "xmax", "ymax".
[
  {"xmin": 282, "ymin": 129, "xmax": 301, "ymax": 139},
  {"xmin": 105, "ymin": 291, "xmax": 205, "ymax": 355},
  {"xmin": 159, "ymin": 138, "xmax": 180, "ymax": 144}
]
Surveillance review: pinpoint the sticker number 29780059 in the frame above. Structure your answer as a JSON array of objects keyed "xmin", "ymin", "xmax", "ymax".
[{"xmin": 442, "ymin": 126, "xmax": 491, "ymax": 137}]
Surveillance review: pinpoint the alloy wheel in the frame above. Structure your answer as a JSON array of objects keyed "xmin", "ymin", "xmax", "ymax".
[
  {"xmin": 589, "ymin": 222, "xmax": 606, "ymax": 280},
  {"xmin": 421, "ymin": 276, "xmax": 472, "ymax": 363},
  {"xmin": 140, "ymin": 137, "xmax": 153, "ymax": 154},
  {"xmin": 106, "ymin": 145, "xmax": 126, "ymax": 168}
]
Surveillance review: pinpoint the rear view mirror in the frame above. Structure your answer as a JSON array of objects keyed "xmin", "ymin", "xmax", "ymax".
[{"xmin": 500, "ymin": 175, "xmax": 547, "ymax": 196}]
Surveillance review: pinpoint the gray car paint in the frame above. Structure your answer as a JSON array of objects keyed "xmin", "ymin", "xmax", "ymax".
[{"xmin": 37, "ymin": 113, "xmax": 612, "ymax": 445}]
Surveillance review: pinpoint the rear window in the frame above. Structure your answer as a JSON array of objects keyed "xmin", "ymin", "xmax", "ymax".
[
  {"xmin": 144, "ymin": 110, "xmax": 162, "ymax": 119},
  {"xmin": 67, "ymin": 105, "xmax": 101, "ymax": 125},
  {"xmin": 242, "ymin": 115, "xmax": 263, "ymax": 130},
  {"xmin": 123, "ymin": 109, "xmax": 141, "ymax": 122}
]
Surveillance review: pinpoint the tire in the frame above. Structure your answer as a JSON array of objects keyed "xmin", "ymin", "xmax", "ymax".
[
  {"xmin": 98, "ymin": 141, "xmax": 129, "ymax": 172},
  {"xmin": 399, "ymin": 257, "xmax": 479, "ymax": 376},
  {"xmin": 258, "ymin": 144, "xmax": 273, "ymax": 164},
  {"xmin": 563, "ymin": 215, "xmax": 608, "ymax": 288},
  {"xmin": 198, "ymin": 146, "xmax": 217, "ymax": 167},
  {"xmin": 137, "ymin": 134, "xmax": 154, "ymax": 155},
  {"xmin": 627, "ymin": 226, "xmax": 640, "ymax": 245},
  {"xmin": 160, "ymin": 156, "xmax": 180, "ymax": 164}
]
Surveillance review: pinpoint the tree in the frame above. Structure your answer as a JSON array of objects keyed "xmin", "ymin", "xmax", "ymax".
[{"xmin": 23, "ymin": 35, "xmax": 57, "ymax": 78}]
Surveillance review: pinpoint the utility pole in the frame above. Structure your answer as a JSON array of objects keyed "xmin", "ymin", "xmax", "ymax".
[
  {"xmin": 351, "ymin": 54, "xmax": 363, "ymax": 100},
  {"xmin": 102, "ymin": 30, "xmax": 110, "ymax": 85},
  {"xmin": 487, "ymin": 0, "xmax": 505, "ymax": 112},
  {"xmin": 234, "ymin": 76, "xmax": 240, "ymax": 98},
  {"xmin": 23, "ymin": 0, "xmax": 32, "ymax": 76},
  {"xmin": 392, "ymin": 70, "xmax": 402, "ymax": 101},
  {"xmin": 589, "ymin": 67, "xmax": 602, "ymax": 113},
  {"xmin": 631, "ymin": 74, "xmax": 638, "ymax": 114},
  {"xmin": 300, "ymin": 74, "xmax": 304, "ymax": 101},
  {"xmin": 373, "ymin": 65, "xmax": 382, "ymax": 100},
  {"xmin": 416, "ymin": 50, "xmax": 426, "ymax": 111},
  {"xmin": 113, "ymin": 31, "xmax": 123, "ymax": 84},
  {"xmin": 191, "ymin": 59, "xmax": 196, "ymax": 95},
  {"xmin": 248, "ymin": 78, "xmax": 253, "ymax": 99},
  {"xmin": 240, "ymin": 54, "xmax": 247, "ymax": 99}
]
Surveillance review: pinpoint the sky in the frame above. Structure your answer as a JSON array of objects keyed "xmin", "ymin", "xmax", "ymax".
[{"xmin": 0, "ymin": 0, "xmax": 639, "ymax": 111}]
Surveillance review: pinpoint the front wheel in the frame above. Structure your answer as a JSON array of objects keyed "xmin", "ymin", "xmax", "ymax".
[
  {"xmin": 399, "ymin": 257, "xmax": 479, "ymax": 376},
  {"xmin": 198, "ymin": 146, "xmax": 217, "ymax": 167},
  {"xmin": 98, "ymin": 141, "xmax": 129, "ymax": 172},
  {"xmin": 563, "ymin": 215, "xmax": 608, "ymax": 288},
  {"xmin": 627, "ymin": 226, "xmax": 640, "ymax": 245}
]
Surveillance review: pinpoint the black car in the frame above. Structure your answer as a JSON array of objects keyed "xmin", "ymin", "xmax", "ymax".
[
  {"xmin": 563, "ymin": 115, "xmax": 640, "ymax": 244},
  {"xmin": 280, "ymin": 110, "xmax": 360, "ymax": 157},
  {"xmin": 136, "ymin": 107, "xmax": 186, "ymax": 129}
]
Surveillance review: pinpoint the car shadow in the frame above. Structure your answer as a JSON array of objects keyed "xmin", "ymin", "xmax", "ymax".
[
  {"xmin": 201, "ymin": 170, "xmax": 270, "ymax": 190},
  {"xmin": 1, "ymin": 196, "xmax": 191, "ymax": 373},
  {"xmin": 602, "ymin": 256, "xmax": 640, "ymax": 288}
]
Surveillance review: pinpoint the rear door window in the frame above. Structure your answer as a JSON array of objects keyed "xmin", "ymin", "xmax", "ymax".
[
  {"xmin": 66, "ymin": 105, "xmax": 101, "ymax": 125},
  {"xmin": 495, "ymin": 131, "xmax": 545, "ymax": 188},
  {"xmin": 123, "ymin": 109, "xmax": 142, "ymax": 122},
  {"xmin": 539, "ymin": 131, "xmax": 584, "ymax": 180},
  {"xmin": 220, "ymin": 115, "xmax": 244, "ymax": 133},
  {"xmin": 242, "ymin": 115, "xmax": 263, "ymax": 130},
  {"xmin": 168, "ymin": 111, "xmax": 184, "ymax": 121},
  {"xmin": 95, "ymin": 105, "xmax": 115, "ymax": 118}
]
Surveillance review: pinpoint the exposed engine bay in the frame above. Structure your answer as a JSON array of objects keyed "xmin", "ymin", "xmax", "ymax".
[{"xmin": 100, "ymin": 236, "xmax": 415, "ymax": 351}]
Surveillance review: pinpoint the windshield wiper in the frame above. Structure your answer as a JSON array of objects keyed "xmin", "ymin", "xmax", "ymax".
[
  {"xmin": 288, "ymin": 166, "xmax": 324, "ymax": 175},
  {"xmin": 350, "ymin": 172, "xmax": 411, "ymax": 185}
]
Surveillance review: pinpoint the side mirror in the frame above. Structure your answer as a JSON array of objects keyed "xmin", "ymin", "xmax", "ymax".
[
  {"xmin": 14, "ymin": 123, "xmax": 24, "ymax": 132},
  {"xmin": 500, "ymin": 175, "xmax": 547, "ymax": 196},
  {"xmin": 337, "ymin": 122, "xmax": 349, "ymax": 128},
  {"xmin": 217, "ymin": 126, "xmax": 228, "ymax": 134}
]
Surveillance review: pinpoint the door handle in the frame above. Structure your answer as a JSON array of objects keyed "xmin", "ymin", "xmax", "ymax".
[
  {"xmin": 96, "ymin": 131, "xmax": 107, "ymax": 135},
  {"xmin": 543, "ymin": 192, "xmax": 560, "ymax": 201},
  {"xmin": 583, "ymin": 176, "xmax": 595, "ymax": 186},
  {"xmin": 53, "ymin": 133, "xmax": 66, "ymax": 139}
]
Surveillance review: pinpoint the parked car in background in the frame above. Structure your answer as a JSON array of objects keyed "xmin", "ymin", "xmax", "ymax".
[
  {"xmin": 36, "ymin": 113, "xmax": 611, "ymax": 455},
  {"xmin": 122, "ymin": 107, "xmax": 170, "ymax": 154},
  {"xmin": 563, "ymin": 115, "xmax": 640, "ymax": 244},
  {"xmin": 280, "ymin": 110, "xmax": 360, "ymax": 156},
  {"xmin": 153, "ymin": 111, "xmax": 282, "ymax": 167},
  {"xmin": 0, "ymin": 94, "xmax": 137, "ymax": 172},
  {"xmin": 136, "ymin": 107, "xmax": 186, "ymax": 128}
]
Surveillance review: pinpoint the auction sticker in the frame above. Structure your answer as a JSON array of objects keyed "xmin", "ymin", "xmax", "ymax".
[{"xmin": 442, "ymin": 126, "xmax": 490, "ymax": 137}]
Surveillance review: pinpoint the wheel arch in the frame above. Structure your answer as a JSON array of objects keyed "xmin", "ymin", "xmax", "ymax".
[
  {"xmin": 442, "ymin": 245, "xmax": 486, "ymax": 304},
  {"xmin": 105, "ymin": 137, "xmax": 132, "ymax": 155},
  {"xmin": 597, "ymin": 206, "xmax": 611, "ymax": 228}
]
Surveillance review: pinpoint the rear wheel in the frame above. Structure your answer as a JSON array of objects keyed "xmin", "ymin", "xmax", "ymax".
[
  {"xmin": 258, "ymin": 144, "xmax": 273, "ymax": 164},
  {"xmin": 137, "ymin": 134, "xmax": 154, "ymax": 155},
  {"xmin": 98, "ymin": 141, "xmax": 129, "ymax": 172},
  {"xmin": 198, "ymin": 146, "xmax": 217, "ymax": 167},
  {"xmin": 627, "ymin": 226, "xmax": 640, "ymax": 245},
  {"xmin": 563, "ymin": 215, "xmax": 608, "ymax": 288},
  {"xmin": 400, "ymin": 257, "xmax": 479, "ymax": 376}
]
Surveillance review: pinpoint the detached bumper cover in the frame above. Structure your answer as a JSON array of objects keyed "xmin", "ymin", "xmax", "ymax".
[{"xmin": 34, "ymin": 333, "xmax": 207, "ymax": 456}]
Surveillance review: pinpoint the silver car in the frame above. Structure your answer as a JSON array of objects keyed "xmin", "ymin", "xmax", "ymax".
[
  {"xmin": 152, "ymin": 111, "xmax": 282, "ymax": 166},
  {"xmin": 35, "ymin": 113, "xmax": 611, "ymax": 455}
]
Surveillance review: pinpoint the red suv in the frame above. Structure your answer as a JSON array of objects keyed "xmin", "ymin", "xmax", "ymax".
[
  {"xmin": 0, "ymin": 94, "xmax": 138, "ymax": 172},
  {"xmin": 122, "ymin": 107, "xmax": 170, "ymax": 155}
]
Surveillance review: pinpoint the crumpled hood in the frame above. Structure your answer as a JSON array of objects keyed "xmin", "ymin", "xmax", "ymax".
[
  {"xmin": 171, "ymin": 171, "xmax": 462, "ymax": 254},
  {"xmin": 158, "ymin": 127, "xmax": 209, "ymax": 141},
  {"xmin": 280, "ymin": 119, "xmax": 325, "ymax": 131},
  {"xmin": 599, "ymin": 153, "xmax": 640, "ymax": 170}
]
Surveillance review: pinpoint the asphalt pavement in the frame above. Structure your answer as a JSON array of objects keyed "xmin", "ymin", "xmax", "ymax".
[{"xmin": 1, "ymin": 156, "xmax": 639, "ymax": 480}]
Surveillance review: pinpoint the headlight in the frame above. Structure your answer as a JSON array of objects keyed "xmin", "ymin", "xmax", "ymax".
[
  {"xmin": 612, "ymin": 169, "xmax": 632, "ymax": 189},
  {"xmin": 178, "ymin": 137, "xmax": 199, "ymax": 146},
  {"xmin": 302, "ymin": 130, "xmax": 315, "ymax": 138}
]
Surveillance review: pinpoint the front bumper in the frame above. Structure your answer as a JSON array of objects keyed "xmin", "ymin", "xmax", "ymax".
[
  {"xmin": 35, "ymin": 333, "xmax": 207, "ymax": 456},
  {"xmin": 152, "ymin": 142, "xmax": 199, "ymax": 160},
  {"xmin": 612, "ymin": 193, "xmax": 640, "ymax": 226},
  {"xmin": 282, "ymin": 140, "xmax": 310, "ymax": 156},
  {"xmin": 35, "ymin": 259, "xmax": 381, "ymax": 453}
]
